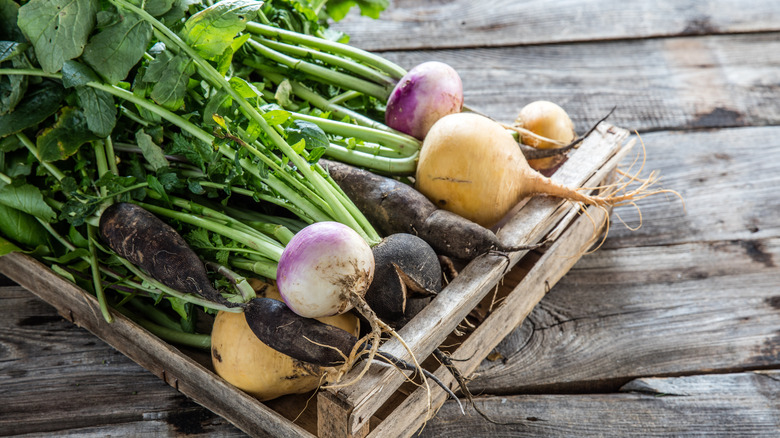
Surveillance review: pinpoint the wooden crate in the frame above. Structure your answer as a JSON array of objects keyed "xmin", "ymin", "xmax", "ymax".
[{"xmin": 0, "ymin": 124, "xmax": 634, "ymax": 438}]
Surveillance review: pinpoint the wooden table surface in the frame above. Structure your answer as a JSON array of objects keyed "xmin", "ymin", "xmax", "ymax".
[{"xmin": 2, "ymin": 1, "xmax": 780, "ymax": 436}]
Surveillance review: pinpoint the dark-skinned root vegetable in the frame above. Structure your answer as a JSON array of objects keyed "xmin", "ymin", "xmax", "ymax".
[
  {"xmin": 243, "ymin": 296, "xmax": 463, "ymax": 410},
  {"xmin": 416, "ymin": 112, "xmax": 664, "ymax": 228},
  {"xmin": 385, "ymin": 61, "xmax": 464, "ymax": 140},
  {"xmin": 274, "ymin": 221, "xmax": 419, "ymax": 393},
  {"xmin": 321, "ymin": 159, "xmax": 539, "ymax": 261},
  {"xmin": 365, "ymin": 233, "xmax": 442, "ymax": 322},
  {"xmin": 98, "ymin": 202, "xmax": 237, "ymax": 307},
  {"xmin": 211, "ymin": 284, "xmax": 359, "ymax": 401}
]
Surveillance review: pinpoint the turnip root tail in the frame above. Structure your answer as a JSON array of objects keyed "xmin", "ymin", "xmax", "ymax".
[{"xmin": 523, "ymin": 161, "xmax": 673, "ymax": 210}]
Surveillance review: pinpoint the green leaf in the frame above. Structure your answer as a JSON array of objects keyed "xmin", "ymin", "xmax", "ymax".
[
  {"xmin": 144, "ymin": 0, "xmax": 176, "ymax": 17},
  {"xmin": 0, "ymin": 234, "xmax": 21, "ymax": 256},
  {"xmin": 286, "ymin": 119, "xmax": 329, "ymax": 151},
  {"xmin": 0, "ymin": 41, "xmax": 26, "ymax": 63},
  {"xmin": 61, "ymin": 60, "xmax": 101, "ymax": 88},
  {"xmin": 0, "ymin": 81, "xmax": 64, "ymax": 136},
  {"xmin": 202, "ymin": 89, "xmax": 233, "ymax": 126},
  {"xmin": 0, "ymin": 183, "xmax": 56, "ymax": 222},
  {"xmin": 82, "ymin": 11, "xmax": 152, "ymax": 84},
  {"xmin": 228, "ymin": 76, "xmax": 261, "ymax": 99},
  {"xmin": 68, "ymin": 225, "xmax": 89, "ymax": 248},
  {"xmin": 1, "ymin": 0, "xmax": 27, "ymax": 43},
  {"xmin": 37, "ymin": 107, "xmax": 99, "ymax": 161},
  {"xmin": 0, "ymin": 203, "xmax": 50, "ymax": 249},
  {"xmin": 136, "ymin": 129, "xmax": 169, "ymax": 171},
  {"xmin": 262, "ymin": 109, "xmax": 291, "ymax": 126},
  {"xmin": 307, "ymin": 146, "xmax": 327, "ymax": 164},
  {"xmin": 289, "ymin": 138, "xmax": 305, "ymax": 154},
  {"xmin": 0, "ymin": 56, "xmax": 27, "ymax": 115},
  {"xmin": 17, "ymin": 0, "xmax": 99, "ymax": 73},
  {"xmin": 76, "ymin": 86, "xmax": 116, "ymax": 137},
  {"xmin": 144, "ymin": 50, "xmax": 195, "ymax": 111},
  {"xmin": 166, "ymin": 132, "xmax": 210, "ymax": 171},
  {"xmin": 146, "ymin": 174, "xmax": 169, "ymax": 204},
  {"xmin": 325, "ymin": 0, "xmax": 389, "ymax": 21},
  {"xmin": 44, "ymin": 248, "xmax": 90, "ymax": 264},
  {"xmin": 181, "ymin": 0, "xmax": 262, "ymax": 60}
]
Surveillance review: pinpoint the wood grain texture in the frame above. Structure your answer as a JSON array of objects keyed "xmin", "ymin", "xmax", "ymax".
[
  {"xmin": 416, "ymin": 371, "xmax": 780, "ymax": 437},
  {"xmin": 0, "ymin": 255, "xmax": 311, "ymax": 438},
  {"xmin": 333, "ymin": 0, "xmax": 780, "ymax": 51},
  {"xmin": 0, "ymin": 286, "xmax": 244, "ymax": 437},
  {"xmin": 459, "ymin": 125, "xmax": 780, "ymax": 394},
  {"xmin": 337, "ymin": 33, "xmax": 780, "ymax": 132}
]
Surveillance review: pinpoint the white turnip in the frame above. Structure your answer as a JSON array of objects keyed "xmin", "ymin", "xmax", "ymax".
[{"xmin": 276, "ymin": 221, "xmax": 375, "ymax": 318}]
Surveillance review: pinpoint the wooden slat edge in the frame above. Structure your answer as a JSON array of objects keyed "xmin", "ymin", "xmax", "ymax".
[
  {"xmin": 372, "ymin": 204, "xmax": 611, "ymax": 438},
  {"xmin": 332, "ymin": 125, "xmax": 630, "ymax": 434},
  {"xmin": 0, "ymin": 252, "xmax": 313, "ymax": 438}
]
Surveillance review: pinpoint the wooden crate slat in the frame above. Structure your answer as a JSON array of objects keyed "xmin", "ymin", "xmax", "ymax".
[
  {"xmin": 0, "ymin": 253, "xmax": 314, "ymax": 438},
  {"xmin": 371, "ymin": 202, "xmax": 611, "ymax": 438},
  {"xmin": 322, "ymin": 125, "xmax": 631, "ymax": 436}
]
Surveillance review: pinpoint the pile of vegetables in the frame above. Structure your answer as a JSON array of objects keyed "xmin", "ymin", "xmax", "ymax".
[{"xmin": 0, "ymin": 0, "xmax": 667, "ymax": 404}]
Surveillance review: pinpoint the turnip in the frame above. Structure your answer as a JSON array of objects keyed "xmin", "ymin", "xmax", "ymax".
[
  {"xmin": 211, "ymin": 281, "xmax": 360, "ymax": 401},
  {"xmin": 514, "ymin": 100, "xmax": 577, "ymax": 171},
  {"xmin": 415, "ymin": 112, "xmax": 656, "ymax": 228},
  {"xmin": 276, "ymin": 221, "xmax": 375, "ymax": 318},
  {"xmin": 385, "ymin": 61, "xmax": 463, "ymax": 140}
]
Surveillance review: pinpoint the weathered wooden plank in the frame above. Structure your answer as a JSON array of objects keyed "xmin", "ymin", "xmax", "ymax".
[
  {"xmin": 0, "ymin": 255, "xmax": 309, "ymax": 438},
  {"xmin": 0, "ymin": 286, "xmax": 244, "ymax": 437},
  {"xmin": 465, "ymin": 236, "xmax": 780, "ymax": 393},
  {"xmin": 601, "ymin": 126, "xmax": 780, "ymax": 248},
  {"xmin": 335, "ymin": 33, "xmax": 780, "ymax": 132},
  {"xmin": 333, "ymin": 0, "xmax": 780, "ymax": 51},
  {"xmin": 415, "ymin": 371, "xmax": 780, "ymax": 437}
]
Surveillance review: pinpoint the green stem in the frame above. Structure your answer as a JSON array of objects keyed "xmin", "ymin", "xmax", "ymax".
[
  {"xmin": 230, "ymin": 257, "xmax": 278, "ymax": 279},
  {"xmin": 17, "ymin": 133, "xmax": 66, "ymax": 181},
  {"xmin": 114, "ymin": 256, "xmax": 241, "ymax": 313},
  {"xmin": 249, "ymin": 66, "xmax": 401, "ymax": 132},
  {"xmin": 128, "ymin": 298, "xmax": 183, "ymax": 332},
  {"xmin": 324, "ymin": 145, "xmax": 418, "ymax": 175},
  {"xmin": 291, "ymin": 112, "xmax": 419, "ymax": 155},
  {"xmin": 135, "ymin": 201, "xmax": 284, "ymax": 262},
  {"xmin": 88, "ymin": 226, "xmax": 114, "ymax": 323},
  {"xmin": 116, "ymin": 306, "xmax": 211, "ymax": 349},
  {"xmin": 245, "ymin": 22, "xmax": 407, "ymax": 79},
  {"xmin": 250, "ymin": 36, "xmax": 396, "ymax": 92}
]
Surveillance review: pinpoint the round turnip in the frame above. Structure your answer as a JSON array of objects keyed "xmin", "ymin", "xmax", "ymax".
[
  {"xmin": 515, "ymin": 100, "xmax": 576, "ymax": 171},
  {"xmin": 276, "ymin": 221, "xmax": 375, "ymax": 318},
  {"xmin": 384, "ymin": 61, "xmax": 463, "ymax": 140}
]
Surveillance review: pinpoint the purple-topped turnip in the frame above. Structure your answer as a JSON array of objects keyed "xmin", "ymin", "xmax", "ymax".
[
  {"xmin": 385, "ymin": 61, "xmax": 464, "ymax": 140},
  {"xmin": 276, "ymin": 221, "xmax": 375, "ymax": 318}
]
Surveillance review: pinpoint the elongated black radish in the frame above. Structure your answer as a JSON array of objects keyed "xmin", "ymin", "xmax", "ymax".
[
  {"xmin": 243, "ymin": 297, "xmax": 463, "ymax": 410},
  {"xmin": 322, "ymin": 159, "xmax": 537, "ymax": 260},
  {"xmin": 99, "ymin": 202, "xmax": 236, "ymax": 307}
]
